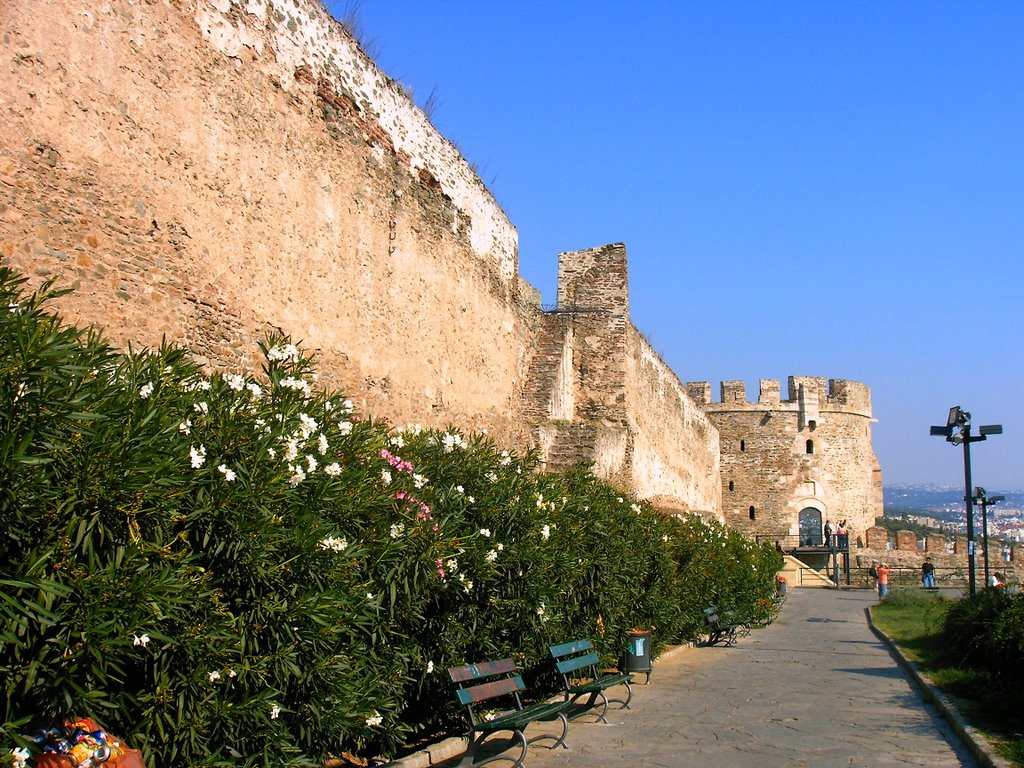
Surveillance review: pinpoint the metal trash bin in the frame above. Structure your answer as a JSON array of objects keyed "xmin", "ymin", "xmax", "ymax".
[{"xmin": 623, "ymin": 629, "xmax": 652, "ymax": 684}]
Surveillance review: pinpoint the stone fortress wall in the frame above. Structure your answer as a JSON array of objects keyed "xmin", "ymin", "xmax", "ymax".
[
  {"xmin": 849, "ymin": 528, "xmax": 1018, "ymax": 588},
  {"xmin": 0, "ymin": 0, "xmax": 719, "ymax": 515},
  {"xmin": 527, "ymin": 244, "xmax": 721, "ymax": 518},
  {"xmin": 686, "ymin": 377, "xmax": 883, "ymax": 542},
  {"xmin": 1, "ymin": 0, "xmax": 530, "ymax": 445}
]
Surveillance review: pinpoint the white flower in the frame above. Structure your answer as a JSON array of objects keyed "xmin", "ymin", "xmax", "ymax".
[
  {"xmin": 281, "ymin": 377, "xmax": 311, "ymax": 396},
  {"xmin": 455, "ymin": 485, "xmax": 465, "ymax": 494},
  {"xmin": 284, "ymin": 438, "xmax": 299, "ymax": 462},
  {"xmin": 178, "ymin": 419, "xmax": 192, "ymax": 435},
  {"xmin": 270, "ymin": 704, "xmax": 281, "ymax": 720},
  {"xmin": 499, "ymin": 451, "xmax": 512, "ymax": 466},
  {"xmin": 247, "ymin": 382, "xmax": 262, "ymax": 398},
  {"xmin": 268, "ymin": 447, "xmax": 276, "ymax": 459},
  {"xmin": 10, "ymin": 747, "xmax": 30, "ymax": 768},
  {"xmin": 441, "ymin": 431, "xmax": 465, "ymax": 452},
  {"xmin": 132, "ymin": 633, "xmax": 150, "ymax": 647},
  {"xmin": 485, "ymin": 549, "xmax": 498, "ymax": 563},
  {"xmin": 318, "ymin": 433, "xmax": 329, "ymax": 455},
  {"xmin": 366, "ymin": 711, "xmax": 383, "ymax": 727},
  {"xmin": 138, "ymin": 382, "xmax": 154, "ymax": 399},
  {"xmin": 381, "ymin": 469, "xmax": 392, "ymax": 485},
  {"xmin": 218, "ymin": 464, "xmax": 236, "ymax": 482},
  {"xmin": 306, "ymin": 454, "xmax": 318, "ymax": 473},
  {"xmin": 390, "ymin": 523, "xmax": 405, "ymax": 539},
  {"xmin": 537, "ymin": 602, "xmax": 546, "ymax": 616},
  {"xmin": 366, "ymin": 592, "xmax": 375, "ymax": 600},
  {"xmin": 338, "ymin": 420, "xmax": 353, "ymax": 435},
  {"xmin": 485, "ymin": 471, "xmax": 497, "ymax": 483},
  {"xmin": 342, "ymin": 399, "xmax": 354, "ymax": 412},
  {"xmin": 298, "ymin": 413, "xmax": 319, "ymax": 437},
  {"xmin": 209, "ymin": 670, "xmax": 221, "ymax": 682},
  {"xmin": 289, "ymin": 465, "xmax": 306, "ymax": 486},
  {"xmin": 479, "ymin": 528, "xmax": 491, "ymax": 537},
  {"xmin": 496, "ymin": 543, "xmax": 504, "ymax": 551},
  {"xmin": 445, "ymin": 558, "xmax": 459, "ymax": 573},
  {"xmin": 426, "ymin": 661, "xmax": 434, "ymax": 674},
  {"xmin": 190, "ymin": 444, "xmax": 206, "ymax": 469},
  {"xmin": 413, "ymin": 473, "xmax": 428, "ymax": 489},
  {"xmin": 267, "ymin": 343, "xmax": 300, "ymax": 363},
  {"xmin": 228, "ymin": 668, "xmax": 237, "ymax": 677},
  {"xmin": 225, "ymin": 373, "xmax": 245, "ymax": 391},
  {"xmin": 319, "ymin": 536, "xmax": 348, "ymax": 552},
  {"xmin": 324, "ymin": 462, "xmax": 342, "ymax": 477},
  {"xmin": 390, "ymin": 435, "xmax": 405, "ymax": 448},
  {"xmin": 541, "ymin": 525, "xmax": 551, "ymax": 540},
  {"xmin": 193, "ymin": 401, "xmax": 209, "ymax": 415},
  {"xmin": 467, "ymin": 495, "xmax": 475, "ymax": 504}
]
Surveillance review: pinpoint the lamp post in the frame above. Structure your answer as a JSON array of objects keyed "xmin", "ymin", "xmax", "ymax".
[
  {"xmin": 972, "ymin": 488, "xmax": 1004, "ymax": 588},
  {"xmin": 930, "ymin": 406, "xmax": 1002, "ymax": 597}
]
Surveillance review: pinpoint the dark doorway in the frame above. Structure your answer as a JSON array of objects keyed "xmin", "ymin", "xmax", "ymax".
[{"xmin": 799, "ymin": 507, "xmax": 823, "ymax": 546}]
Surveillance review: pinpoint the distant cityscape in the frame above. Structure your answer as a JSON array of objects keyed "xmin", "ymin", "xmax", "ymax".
[{"xmin": 884, "ymin": 484, "xmax": 1024, "ymax": 543}]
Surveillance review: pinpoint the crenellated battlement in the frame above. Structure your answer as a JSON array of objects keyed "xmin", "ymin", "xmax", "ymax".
[{"xmin": 685, "ymin": 376, "xmax": 872, "ymax": 418}]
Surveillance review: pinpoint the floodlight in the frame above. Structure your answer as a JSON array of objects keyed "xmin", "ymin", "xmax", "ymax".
[
  {"xmin": 989, "ymin": 495, "xmax": 1005, "ymax": 503},
  {"xmin": 931, "ymin": 404, "xmax": 1002, "ymax": 598}
]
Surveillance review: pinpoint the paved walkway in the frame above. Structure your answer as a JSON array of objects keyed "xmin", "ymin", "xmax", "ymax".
[{"xmin": 516, "ymin": 588, "xmax": 980, "ymax": 768}]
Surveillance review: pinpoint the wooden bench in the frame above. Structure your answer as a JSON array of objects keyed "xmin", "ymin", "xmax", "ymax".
[
  {"xmin": 702, "ymin": 607, "xmax": 744, "ymax": 647},
  {"xmin": 448, "ymin": 658, "xmax": 570, "ymax": 768},
  {"xmin": 549, "ymin": 639, "xmax": 633, "ymax": 723}
]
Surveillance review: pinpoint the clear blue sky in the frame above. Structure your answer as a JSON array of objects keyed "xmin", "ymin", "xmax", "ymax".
[{"xmin": 325, "ymin": 1, "xmax": 1023, "ymax": 488}]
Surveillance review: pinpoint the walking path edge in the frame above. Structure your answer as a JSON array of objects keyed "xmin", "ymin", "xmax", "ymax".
[{"xmin": 865, "ymin": 605, "xmax": 1014, "ymax": 768}]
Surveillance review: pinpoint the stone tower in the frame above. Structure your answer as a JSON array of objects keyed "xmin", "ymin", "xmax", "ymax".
[{"xmin": 686, "ymin": 377, "xmax": 883, "ymax": 545}]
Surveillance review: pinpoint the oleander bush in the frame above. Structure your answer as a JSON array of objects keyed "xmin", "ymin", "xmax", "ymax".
[
  {"xmin": 942, "ymin": 587, "xmax": 1024, "ymax": 684},
  {"xmin": 0, "ymin": 267, "xmax": 781, "ymax": 767}
]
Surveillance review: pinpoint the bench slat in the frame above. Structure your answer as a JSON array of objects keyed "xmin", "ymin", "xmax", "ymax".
[
  {"xmin": 549, "ymin": 639, "xmax": 593, "ymax": 657},
  {"xmin": 455, "ymin": 675, "xmax": 525, "ymax": 705},
  {"xmin": 449, "ymin": 658, "xmax": 517, "ymax": 682},
  {"xmin": 554, "ymin": 650, "xmax": 600, "ymax": 675}
]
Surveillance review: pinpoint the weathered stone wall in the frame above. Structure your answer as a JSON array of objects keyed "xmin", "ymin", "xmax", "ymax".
[
  {"xmin": 0, "ymin": 1, "xmax": 719, "ymax": 515},
  {"xmin": 0, "ymin": 0, "xmax": 533, "ymax": 444},
  {"xmin": 529, "ymin": 244, "xmax": 720, "ymax": 515},
  {"xmin": 624, "ymin": 328, "xmax": 720, "ymax": 517},
  {"xmin": 687, "ymin": 377, "xmax": 882, "ymax": 541}
]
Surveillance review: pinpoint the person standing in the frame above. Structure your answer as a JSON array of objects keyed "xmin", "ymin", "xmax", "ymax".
[
  {"xmin": 824, "ymin": 520, "xmax": 833, "ymax": 548},
  {"xmin": 876, "ymin": 562, "xmax": 891, "ymax": 600},
  {"xmin": 836, "ymin": 520, "xmax": 849, "ymax": 550},
  {"xmin": 921, "ymin": 557, "xmax": 936, "ymax": 589}
]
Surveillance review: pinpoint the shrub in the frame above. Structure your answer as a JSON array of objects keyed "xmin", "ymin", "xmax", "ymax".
[
  {"xmin": 941, "ymin": 587, "xmax": 1013, "ymax": 671},
  {"xmin": 0, "ymin": 267, "xmax": 781, "ymax": 765}
]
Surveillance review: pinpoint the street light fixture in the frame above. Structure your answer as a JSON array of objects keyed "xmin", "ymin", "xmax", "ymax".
[
  {"xmin": 929, "ymin": 406, "xmax": 1003, "ymax": 597},
  {"xmin": 972, "ymin": 487, "xmax": 1005, "ymax": 588}
]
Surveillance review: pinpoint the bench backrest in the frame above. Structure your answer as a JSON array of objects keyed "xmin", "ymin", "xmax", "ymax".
[
  {"xmin": 550, "ymin": 639, "xmax": 600, "ymax": 684},
  {"xmin": 449, "ymin": 658, "xmax": 525, "ymax": 723},
  {"xmin": 704, "ymin": 607, "xmax": 721, "ymax": 624}
]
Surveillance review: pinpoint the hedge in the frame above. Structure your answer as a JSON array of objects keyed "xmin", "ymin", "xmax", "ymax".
[{"xmin": 0, "ymin": 267, "xmax": 782, "ymax": 766}]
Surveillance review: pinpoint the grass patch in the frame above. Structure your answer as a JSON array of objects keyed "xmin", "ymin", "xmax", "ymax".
[{"xmin": 871, "ymin": 587, "xmax": 1024, "ymax": 766}]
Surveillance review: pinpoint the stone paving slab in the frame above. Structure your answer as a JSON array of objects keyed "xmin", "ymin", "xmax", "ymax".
[{"xmin": 488, "ymin": 589, "xmax": 981, "ymax": 768}]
